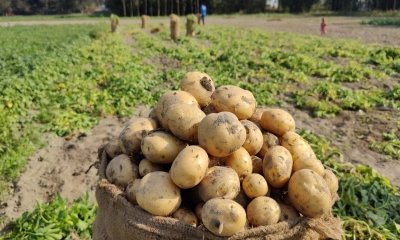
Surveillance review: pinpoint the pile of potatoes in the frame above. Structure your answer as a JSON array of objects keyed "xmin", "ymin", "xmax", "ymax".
[{"xmin": 104, "ymin": 72, "xmax": 339, "ymax": 237}]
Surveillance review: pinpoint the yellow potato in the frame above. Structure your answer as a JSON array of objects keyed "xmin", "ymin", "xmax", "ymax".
[
  {"xmin": 156, "ymin": 90, "xmax": 199, "ymax": 130},
  {"xmin": 260, "ymin": 109, "xmax": 295, "ymax": 136},
  {"xmin": 138, "ymin": 158, "xmax": 166, "ymax": 177},
  {"xmin": 257, "ymin": 132, "xmax": 280, "ymax": 159},
  {"xmin": 136, "ymin": 171, "xmax": 181, "ymax": 216},
  {"xmin": 224, "ymin": 147, "xmax": 253, "ymax": 181},
  {"xmin": 195, "ymin": 202, "xmax": 205, "ymax": 223},
  {"xmin": 164, "ymin": 103, "xmax": 206, "ymax": 143},
  {"xmin": 277, "ymin": 201, "xmax": 299, "ymax": 222},
  {"xmin": 203, "ymin": 103, "xmax": 218, "ymax": 115},
  {"xmin": 240, "ymin": 120, "xmax": 263, "ymax": 155},
  {"xmin": 141, "ymin": 131, "xmax": 188, "ymax": 164},
  {"xmin": 251, "ymin": 155, "xmax": 263, "ymax": 174},
  {"xmin": 106, "ymin": 154, "xmax": 139, "ymax": 188},
  {"xmin": 118, "ymin": 117, "xmax": 158, "ymax": 156},
  {"xmin": 323, "ymin": 168, "xmax": 339, "ymax": 197},
  {"xmin": 198, "ymin": 166, "xmax": 240, "ymax": 202},
  {"xmin": 170, "ymin": 145, "xmax": 209, "ymax": 189},
  {"xmin": 248, "ymin": 107, "xmax": 268, "ymax": 124},
  {"xmin": 247, "ymin": 197, "xmax": 281, "ymax": 227},
  {"xmin": 288, "ymin": 169, "xmax": 331, "ymax": 218},
  {"xmin": 125, "ymin": 179, "xmax": 141, "ymax": 205},
  {"xmin": 202, "ymin": 198, "xmax": 247, "ymax": 237},
  {"xmin": 292, "ymin": 155, "xmax": 325, "ymax": 176},
  {"xmin": 105, "ymin": 138, "xmax": 123, "ymax": 159},
  {"xmin": 172, "ymin": 207, "xmax": 198, "ymax": 227},
  {"xmin": 242, "ymin": 173, "xmax": 268, "ymax": 199},
  {"xmin": 180, "ymin": 72, "xmax": 215, "ymax": 109},
  {"xmin": 280, "ymin": 131, "xmax": 317, "ymax": 163},
  {"xmin": 198, "ymin": 112, "xmax": 246, "ymax": 157},
  {"xmin": 263, "ymin": 146, "xmax": 293, "ymax": 188},
  {"xmin": 208, "ymin": 155, "xmax": 226, "ymax": 168},
  {"xmin": 211, "ymin": 85, "xmax": 257, "ymax": 120}
]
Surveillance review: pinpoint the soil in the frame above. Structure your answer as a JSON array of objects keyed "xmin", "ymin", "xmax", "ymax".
[{"xmin": 1, "ymin": 16, "xmax": 400, "ymax": 230}]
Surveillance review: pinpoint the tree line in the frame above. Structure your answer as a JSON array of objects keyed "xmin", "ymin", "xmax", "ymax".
[{"xmin": 1, "ymin": 0, "xmax": 399, "ymax": 16}]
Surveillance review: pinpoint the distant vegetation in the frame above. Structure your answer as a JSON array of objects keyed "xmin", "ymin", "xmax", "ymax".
[{"xmin": 362, "ymin": 18, "xmax": 400, "ymax": 26}]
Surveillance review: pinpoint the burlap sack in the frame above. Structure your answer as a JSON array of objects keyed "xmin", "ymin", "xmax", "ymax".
[
  {"xmin": 93, "ymin": 147, "xmax": 343, "ymax": 240},
  {"xmin": 197, "ymin": 13, "xmax": 202, "ymax": 25},
  {"xmin": 141, "ymin": 15, "xmax": 149, "ymax": 29},
  {"xmin": 186, "ymin": 20, "xmax": 195, "ymax": 37},
  {"xmin": 170, "ymin": 14, "xmax": 180, "ymax": 41}
]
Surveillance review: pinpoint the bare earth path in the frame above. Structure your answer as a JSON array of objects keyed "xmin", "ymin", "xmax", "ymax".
[{"xmin": 1, "ymin": 16, "xmax": 400, "ymax": 228}]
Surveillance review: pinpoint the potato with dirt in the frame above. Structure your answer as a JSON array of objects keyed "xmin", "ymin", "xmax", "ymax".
[
  {"xmin": 257, "ymin": 132, "xmax": 280, "ymax": 159},
  {"xmin": 141, "ymin": 130, "xmax": 188, "ymax": 164},
  {"xmin": 248, "ymin": 107, "xmax": 268, "ymax": 125},
  {"xmin": 156, "ymin": 90, "xmax": 199, "ymax": 130},
  {"xmin": 280, "ymin": 131, "xmax": 317, "ymax": 163},
  {"xmin": 126, "ymin": 179, "xmax": 141, "ymax": 205},
  {"xmin": 172, "ymin": 207, "xmax": 198, "ymax": 227},
  {"xmin": 277, "ymin": 201, "xmax": 299, "ymax": 222},
  {"xmin": 170, "ymin": 145, "xmax": 209, "ymax": 189},
  {"xmin": 211, "ymin": 85, "xmax": 257, "ymax": 120},
  {"xmin": 105, "ymin": 138, "xmax": 123, "ymax": 159},
  {"xmin": 263, "ymin": 146, "xmax": 293, "ymax": 188},
  {"xmin": 202, "ymin": 198, "xmax": 247, "ymax": 237},
  {"xmin": 106, "ymin": 154, "xmax": 139, "ymax": 188},
  {"xmin": 197, "ymin": 166, "xmax": 240, "ymax": 202},
  {"xmin": 180, "ymin": 72, "xmax": 215, "ymax": 109},
  {"xmin": 198, "ymin": 112, "xmax": 246, "ymax": 157},
  {"xmin": 118, "ymin": 117, "xmax": 158, "ymax": 157},
  {"xmin": 164, "ymin": 103, "xmax": 206, "ymax": 143},
  {"xmin": 224, "ymin": 147, "xmax": 253, "ymax": 181},
  {"xmin": 246, "ymin": 196, "xmax": 281, "ymax": 227},
  {"xmin": 136, "ymin": 171, "xmax": 181, "ymax": 216},
  {"xmin": 240, "ymin": 120, "xmax": 263, "ymax": 155},
  {"xmin": 242, "ymin": 173, "xmax": 269, "ymax": 199},
  {"xmin": 138, "ymin": 158, "xmax": 166, "ymax": 177},
  {"xmin": 260, "ymin": 109, "xmax": 295, "ymax": 137},
  {"xmin": 251, "ymin": 155, "xmax": 263, "ymax": 174},
  {"xmin": 288, "ymin": 169, "xmax": 331, "ymax": 218},
  {"xmin": 292, "ymin": 155, "xmax": 325, "ymax": 176}
]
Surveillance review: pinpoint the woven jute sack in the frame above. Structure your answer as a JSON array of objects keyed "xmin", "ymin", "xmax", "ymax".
[
  {"xmin": 170, "ymin": 14, "xmax": 180, "ymax": 41},
  {"xmin": 141, "ymin": 15, "xmax": 149, "ymax": 29},
  {"xmin": 92, "ymin": 146, "xmax": 343, "ymax": 240}
]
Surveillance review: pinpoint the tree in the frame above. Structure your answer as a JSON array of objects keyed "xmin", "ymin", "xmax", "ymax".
[{"xmin": 0, "ymin": 0, "xmax": 12, "ymax": 15}]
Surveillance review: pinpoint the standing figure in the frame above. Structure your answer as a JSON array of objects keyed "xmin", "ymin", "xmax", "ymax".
[
  {"xmin": 201, "ymin": 4, "xmax": 207, "ymax": 25},
  {"xmin": 320, "ymin": 18, "xmax": 327, "ymax": 36}
]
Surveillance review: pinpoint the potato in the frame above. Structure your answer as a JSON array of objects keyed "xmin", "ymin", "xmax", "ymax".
[
  {"xmin": 263, "ymin": 146, "xmax": 293, "ymax": 188},
  {"xmin": 278, "ymin": 201, "xmax": 299, "ymax": 222},
  {"xmin": 170, "ymin": 145, "xmax": 209, "ymax": 189},
  {"xmin": 292, "ymin": 155, "xmax": 325, "ymax": 176},
  {"xmin": 105, "ymin": 138, "xmax": 123, "ymax": 159},
  {"xmin": 211, "ymin": 85, "xmax": 257, "ymax": 120},
  {"xmin": 202, "ymin": 198, "xmax": 247, "ymax": 237},
  {"xmin": 118, "ymin": 117, "xmax": 158, "ymax": 156},
  {"xmin": 198, "ymin": 166, "xmax": 240, "ymax": 202},
  {"xmin": 172, "ymin": 207, "xmax": 198, "ymax": 227},
  {"xmin": 198, "ymin": 112, "xmax": 246, "ymax": 157},
  {"xmin": 288, "ymin": 169, "xmax": 331, "ymax": 218},
  {"xmin": 203, "ymin": 103, "xmax": 218, "ymax": 115},
  {"xmin": 242, "ymin": 174, "xmax": 268, "ymax": 199},
  {"xmin": 106, "ymin": 154, "xmax": 139, "ymax": 188},
  {"xmin": 126, "ymin": 179, "xmax": 141, "ymax": 205},
  {"xmin": 280, "ymin": 131, "xmax": 317, "ymax": 163},
  {"xmin": 247, "ymin": 197, "xmax": 281, "ymax": 227},
  {"xmin": 138, "ymin": 158, "xmax": 166, "ymax": 177},
  {"xmin": 156, "ymin": 90, "xmax": 199, "ymax": 130},
  {"xmin": 164, "ymin": 103, "xmax": 206, "ymax": 143},
  {"xmin": 195, "ymin": 202, "xmax": 205, "ymax": 223},
  {"xmin": 208, "ymin": 155, "xmax": 226, "ymax": 168},
  {"xmin": 251, "ymin": 155, "xmax": 263, "ymax": 174},
  {"xmin": 141, "ymin": 131, "xmax": 188, "ymax": 164},
  {"xmin": 224, "ymin": 147, "xmax": 253, "ymax": 181},
  {"xmin": 180, "ymin": 72, "xmax": 215, "ymax": 109},
  {"xmin": 257, "ymin": 132, "xmax": 280, "ymax": 159},
  {"xmin": 260, "ymin": 109, "xmax": 295, "ymax": 136},
  {"xmin": 233, "ymin": 187, "xmax": 251, "ymax": 209},
  {"xmin": 323, "ymin": 168, "xmax": 339, "ymax": 196},
  {"xmin": 248, "ymin": 107, "xmax": 268, "ymax": 124},
  {"xmin": 136, "ymin": 171, "xmax": 181, "ymax": 216},
  {"xmin": 147, "ymin": 108, "xmax": 159, "ymax": 124},
  {"xmin": 240, "ymin": 120, "xmax": 263, "ymax": 155}
]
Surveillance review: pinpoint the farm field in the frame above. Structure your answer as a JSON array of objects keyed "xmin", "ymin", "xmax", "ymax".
[{"xmin": 0, "ymin": 16, "xmax": 400, "ymax": 239}]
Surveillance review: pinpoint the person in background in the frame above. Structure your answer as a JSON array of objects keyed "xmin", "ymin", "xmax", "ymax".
[
  {"xmin": 201, "ymin": 4, "xmax": 207, "ymax": 25},
  {"xmin": 320, "ymin": 18, "xmax": 327, "ymax": 36}
]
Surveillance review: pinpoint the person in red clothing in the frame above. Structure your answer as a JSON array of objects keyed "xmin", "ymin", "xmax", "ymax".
[{"xmin": 320, "ymin": 18, "xmax": 327, "ymax": 36}]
